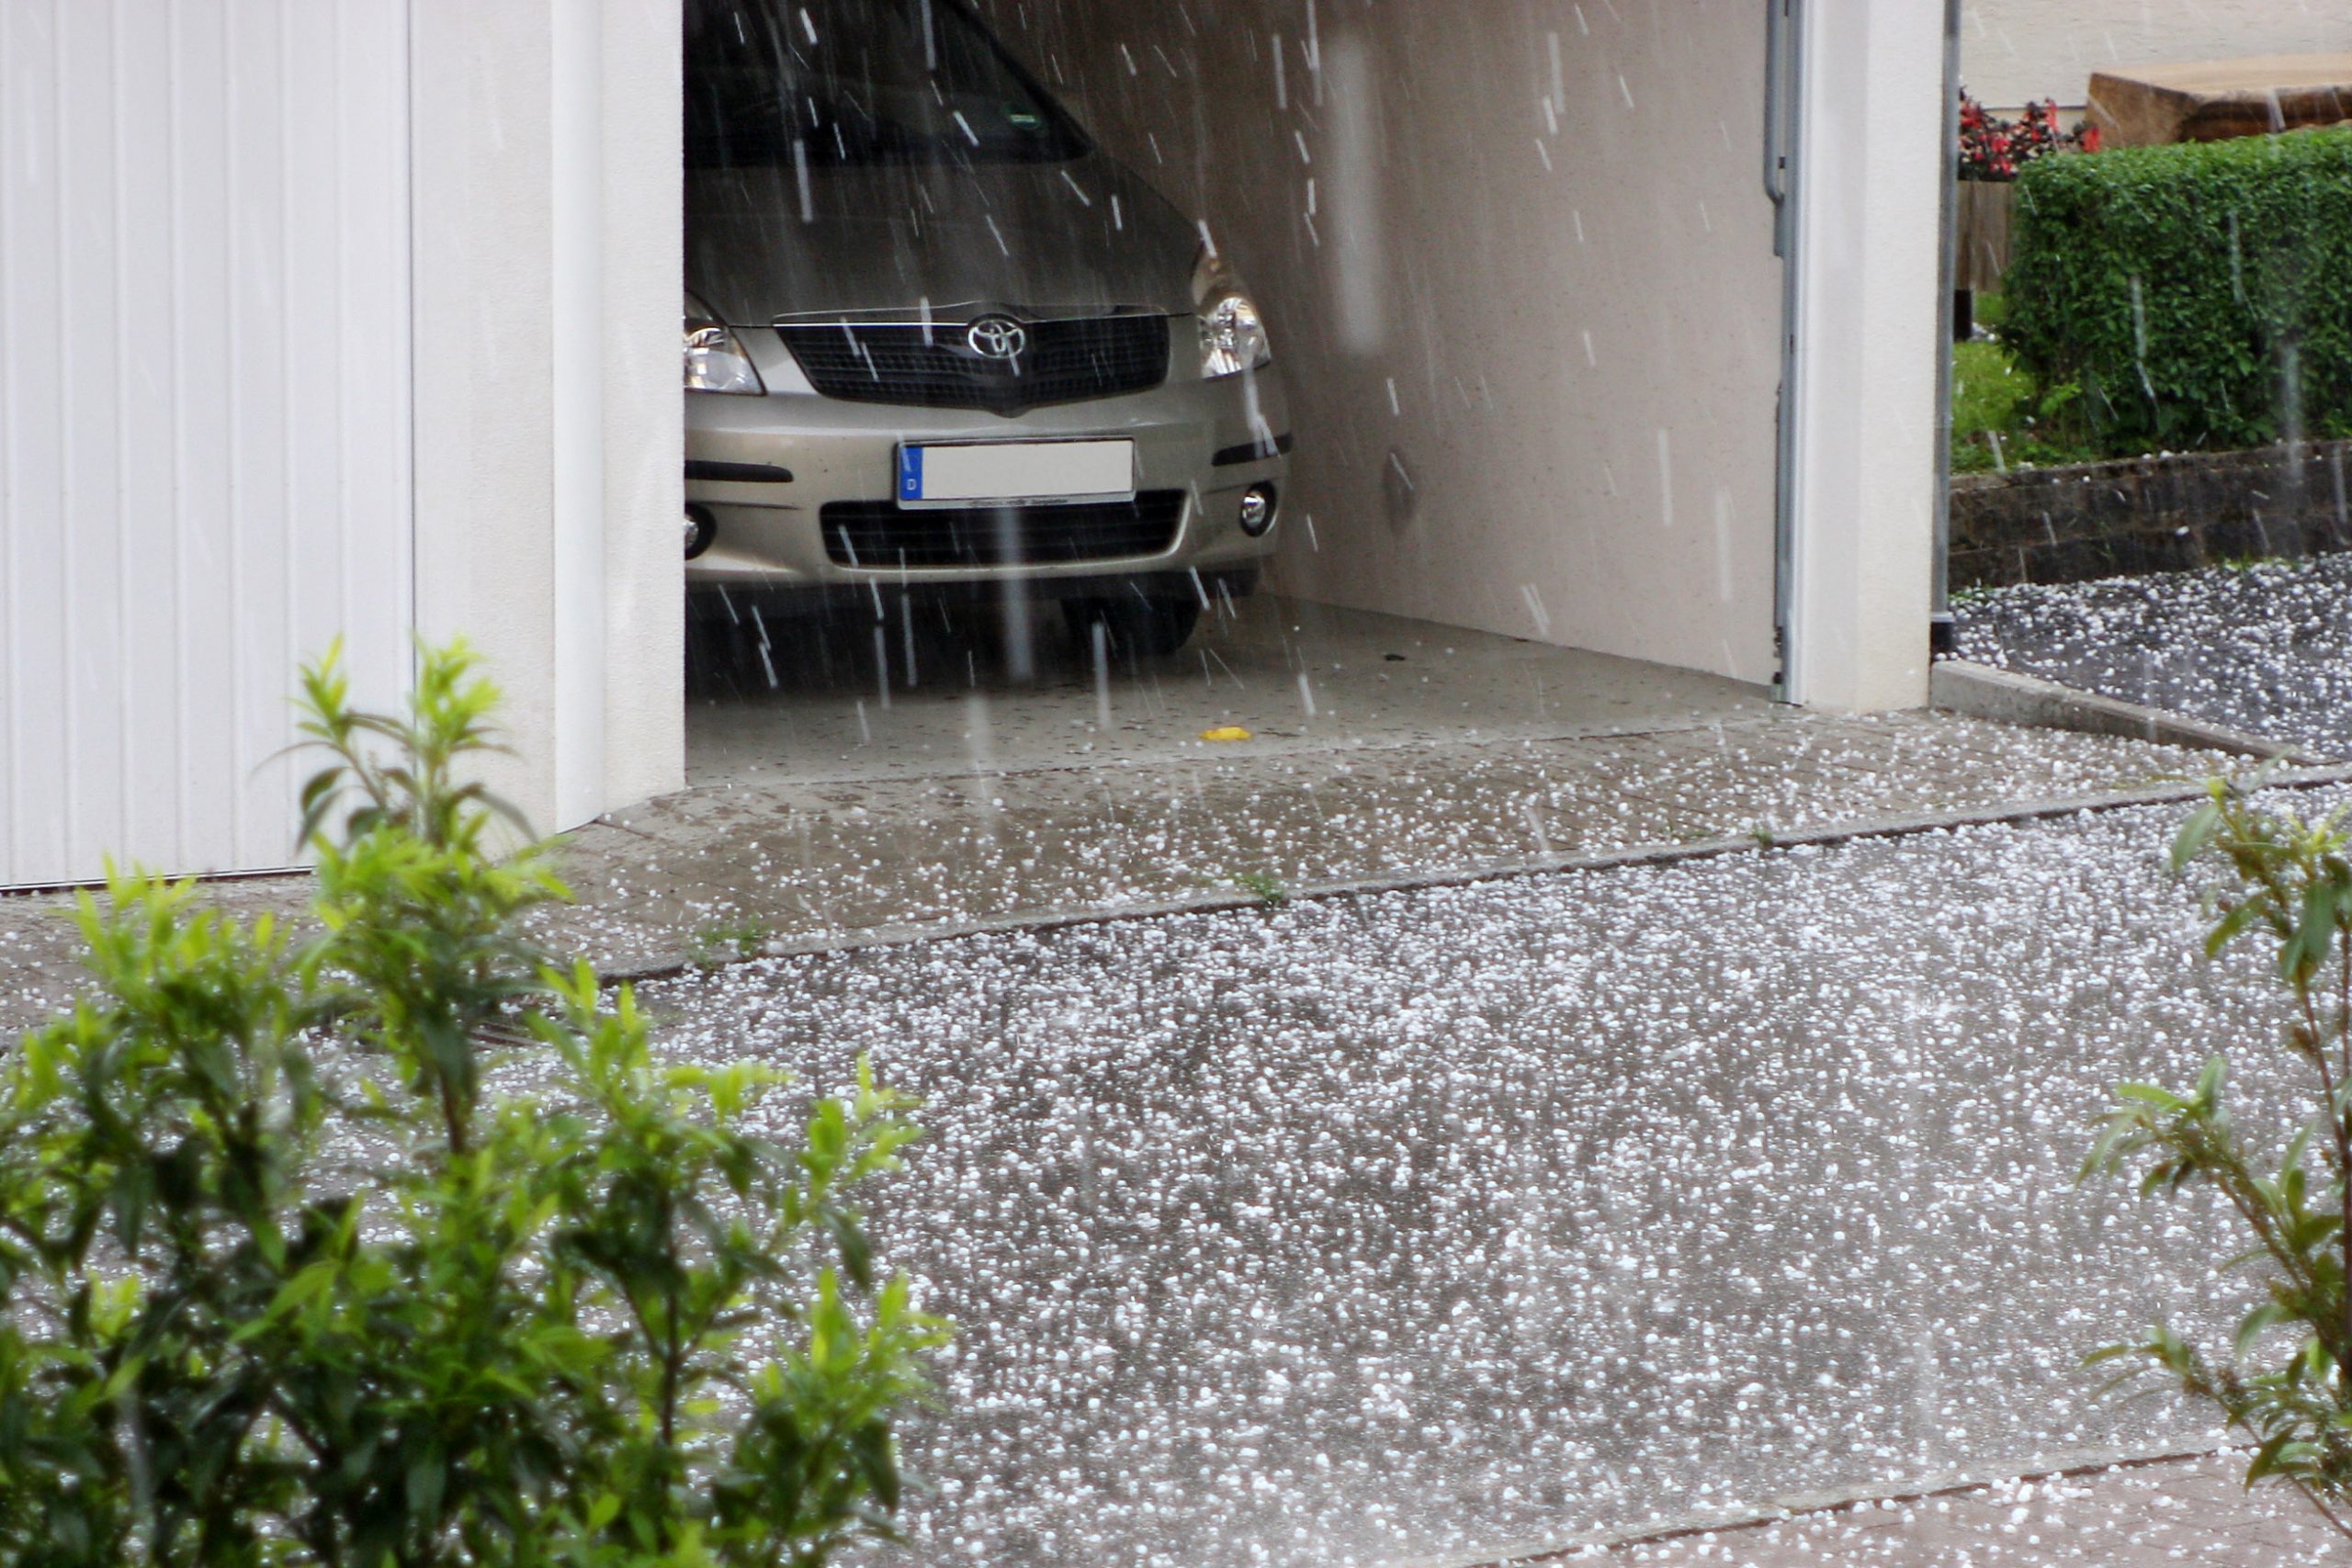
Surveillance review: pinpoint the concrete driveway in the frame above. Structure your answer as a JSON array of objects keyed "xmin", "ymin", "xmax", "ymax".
[
  {"xmin": 540, "ymin": 599, "xmax": 2236, "ymax": 976},
  {"xmin": 1, "ymin": 595, "xmax": 2326, "ymax": 1562},
  {"xmin": 0, "ymin": 599, "xmax": 2253, "ymax": 1035},
  {"xmin": 635, "ymin": 796, "xmax": 2327, "ymax": 1566}
]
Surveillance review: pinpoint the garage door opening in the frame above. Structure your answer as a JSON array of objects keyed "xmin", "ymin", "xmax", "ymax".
[{"xmin": 678, "ymin": 0, "xmax": 1790, "ymax": 794}]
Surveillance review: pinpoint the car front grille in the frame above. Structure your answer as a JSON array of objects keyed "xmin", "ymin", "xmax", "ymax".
[
  {"xmin": 778, "ymin": 315, "xmax": 1171, "ymax": 415},
  {"xmin": 821, "ymin": 493, "xmax": 1187, "ymax": 569}
]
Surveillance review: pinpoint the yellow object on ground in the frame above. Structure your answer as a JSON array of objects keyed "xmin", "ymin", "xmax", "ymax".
[{"xmin": 1201, "ymin": 727, "xmax": 1253, "ymax": 743}]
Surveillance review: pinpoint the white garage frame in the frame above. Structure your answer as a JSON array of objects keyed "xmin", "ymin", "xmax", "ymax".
[{"xmin": 1779, "ymin": 0, "xmax": 1945, "ymax": 712}]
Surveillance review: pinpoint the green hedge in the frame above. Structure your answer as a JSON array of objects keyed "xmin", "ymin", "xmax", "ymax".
[{"xmin": 2004, "ymin": 128, "xmax": 2352, "ymax": 452}]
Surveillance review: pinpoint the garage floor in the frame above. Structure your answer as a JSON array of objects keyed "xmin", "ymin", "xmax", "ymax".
[{"xmin": 684, "ymin": 594, "xmax": 1778, "ymax": 784}]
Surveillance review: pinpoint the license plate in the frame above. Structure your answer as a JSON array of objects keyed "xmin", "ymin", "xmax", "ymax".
[{"xmin": 897, "ymin": 440, "xmax": 1136, "ymax": 507}]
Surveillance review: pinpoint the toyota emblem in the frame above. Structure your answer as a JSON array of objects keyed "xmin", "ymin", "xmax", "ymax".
[{"xmin": 966, "ymin": 316, "xmax": 1028, "ymax": 361}]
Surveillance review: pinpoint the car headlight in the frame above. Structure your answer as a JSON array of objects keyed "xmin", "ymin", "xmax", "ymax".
[
  {"xmin": 684, "ymin": 291, "xmax": 763, "ymax": 395},
  {"xmin": 1200, "ymin": 292, "xmax": 1272, "ymax": 378},
  {"xmin": 1193, "ymin": 244, "xmax": 1272, "ymax": 378}
]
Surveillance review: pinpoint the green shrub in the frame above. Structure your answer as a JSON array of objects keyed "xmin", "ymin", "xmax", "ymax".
[
  {"xmin": 1949, "ymin": 338, "xmax": 2102, "ymax": 474},
  {"xmin": 2005, "ymin": 128, "xmax": 2352, "ymax": 454},
  {"xmin": 0, "ymin": 642, "xmax": 946, "ymax": 1566},
  {"xmin": 2086, "ymin": 779, "xmax": 2352, "ymax": 1540}
]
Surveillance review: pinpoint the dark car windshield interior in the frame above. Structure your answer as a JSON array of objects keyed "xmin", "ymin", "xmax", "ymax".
[{"xmin": 685, "ymin": 0, "xmax": 1089, "ymax": 169}]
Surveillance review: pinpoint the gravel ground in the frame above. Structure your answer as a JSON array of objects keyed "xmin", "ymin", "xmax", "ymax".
[
  {"xmin": 1952, "ymin": 555, "xmax": 2352, "ymax": 758},
  {"xmin": 621, "ymin": 798, "xmax": 2340, "ymax": 1567}
]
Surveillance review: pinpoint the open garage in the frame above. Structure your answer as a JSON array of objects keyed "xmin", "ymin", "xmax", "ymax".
[
  {"xmin": 672, "ymin": 0, "xmax": 1940, "ymax": 807},
  {"xmin": 0, "ymin": 0, "xmax": 1941, "ymax": 889}
]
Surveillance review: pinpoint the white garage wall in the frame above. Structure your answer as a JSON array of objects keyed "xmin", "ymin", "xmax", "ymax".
[
  {"xmin": 408, "ymin": 0, "xmax": 685, "ymax": 843},
  {"xmin": 1785, "ymin": 0, "xmax": 1941, "ymax": 713},
  {"xmin": 989, "ymin": 0, "xmax": 1785, "ymax": 688},
  {"xmin": 0, "ymin": 0, "xmax": 413, "ymax": 887},
  {"xmin": 1964, "ymin": 0, "xmax": 2352, "ymax": 108}
]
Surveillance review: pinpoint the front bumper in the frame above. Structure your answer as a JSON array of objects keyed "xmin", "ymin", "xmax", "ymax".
[{"xmin": 684, "ymin": 323, "xmax": 1290, "ymax": 602}]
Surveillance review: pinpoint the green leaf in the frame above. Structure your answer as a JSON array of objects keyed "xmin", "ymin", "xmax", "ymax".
[
  {"xmin": 2174, "ymin": 798, "xmax": 2224, "ymax": 875},
  {"xmin": 2282, "ymin": 878, "xmax": 2340, "ymax": 985},
  {"xmin": 406, "ymin": 1444, "xmax": 447, "ymax": 1526},
  {"xmin": 2204, "ymin": 899, "xmax": 2261, "ymax": 958},
  {"xmin": 2236, "ymin": 1301, "xmax": 2290, "ymax": 1358},
  {"xmin": 2245, "ymin": 1432, "xmax": 2299, "ymax": 1485}
]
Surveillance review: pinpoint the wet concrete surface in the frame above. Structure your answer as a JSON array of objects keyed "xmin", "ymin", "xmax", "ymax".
[
  {"xmin": 1953, "ymin": 555, "xmax": 2352, "ymax": 760},
  {"xmin": 0, "ymin": 597, "xmax": 2322, "ymax": 1563},
  {"xmin": 0, "ymin": 603, "xmax": 2235, "ymax": 1032},
  {"xmin": 545, "ymin": 702, "xmax": 2233, "ymax": 978},
  {"xmin": 637, "ymin": 798, "xmax": 2323, "ymax": 1567},
  {"xmin": 566, "ymin": 595, "xmax": 2231, "ymax": 973}
]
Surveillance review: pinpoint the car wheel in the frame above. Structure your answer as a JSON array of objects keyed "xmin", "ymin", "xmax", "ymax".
[{"xmin": 1063, "ymin": 596, "xmax": 1203, "ymax": 659}]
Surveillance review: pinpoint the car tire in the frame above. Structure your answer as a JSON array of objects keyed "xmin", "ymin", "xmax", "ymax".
[{"xmin": 1063, "ymin": 596, "xmax": 1202, "ymax": 659}]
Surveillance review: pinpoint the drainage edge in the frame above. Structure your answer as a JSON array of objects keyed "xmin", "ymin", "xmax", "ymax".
[
  {"xmin": 1399, "ymin": 1442, "xmax": 2235, "ymax": 1566},
  {"xmin": 1930, "ymin": 659, "xmax": 2334, "ymax": 765}
]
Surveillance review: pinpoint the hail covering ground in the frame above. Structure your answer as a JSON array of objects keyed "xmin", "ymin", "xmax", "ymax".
[
  {"xmin": 1604, "ymin": 1453, "xmax": 2340, "ymax": 1564},
  {"xmin": 611, "ymin": 799, "xmax": 2335, "ymax": 1567},
  {"xmin": 1953, "ymin": 556, "xmax": 2352, "ymax": 757}
]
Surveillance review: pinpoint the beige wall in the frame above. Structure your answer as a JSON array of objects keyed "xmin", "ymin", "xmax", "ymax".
[
  {"xmin": 1964, "ymin": 0, "xmax": 2352, "ymax": 107},
  {"xmin": 411, "ymin": 0, "xmax": 684, "ymax": 837},
  {"xmin": 989, "ymin": 0, "xmax": 1786, "ymax": 688}
]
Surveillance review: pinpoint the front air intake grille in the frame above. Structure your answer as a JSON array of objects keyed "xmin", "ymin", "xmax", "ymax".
[
  {"xmin": 821, "ymin": 493, "xmax": 1186, "ymax": 569},
  {"xmin": 779, "ymin": 315, "xmax": 1171, "ymax": 415}
]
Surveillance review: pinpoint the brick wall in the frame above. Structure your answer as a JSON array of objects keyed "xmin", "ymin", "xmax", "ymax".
[{"xmin": 1950, "ymin": 441, "xmax": 2352, "ymax": 587}]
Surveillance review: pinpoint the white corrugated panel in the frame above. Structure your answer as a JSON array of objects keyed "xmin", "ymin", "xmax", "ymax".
[{"xmin": 0, "ymin": 0, "xmax": 413, "ymax": 887}]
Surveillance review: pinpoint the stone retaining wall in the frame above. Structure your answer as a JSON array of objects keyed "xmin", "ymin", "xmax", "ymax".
[{"xmin": 1950, "ymin": 439, "xmax": 2352, "ymax": 587}]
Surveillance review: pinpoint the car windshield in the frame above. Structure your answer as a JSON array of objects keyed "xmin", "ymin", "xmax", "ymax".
[{"xmin": 685, "ymin": 0, "xmax": 1088, "ymax": 169}]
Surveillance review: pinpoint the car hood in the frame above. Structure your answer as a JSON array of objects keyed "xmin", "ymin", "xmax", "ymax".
[{"xmin": 686, "ymin": 154, "xmax": 1202, "ymax": 325}]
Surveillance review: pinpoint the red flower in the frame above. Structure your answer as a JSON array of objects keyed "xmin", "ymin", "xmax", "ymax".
[{"xmin": 1956, "ymin": 85, "xmax": 2096, "ymax": 179}]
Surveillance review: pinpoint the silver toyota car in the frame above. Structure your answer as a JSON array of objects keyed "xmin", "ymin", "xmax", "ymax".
[{"xmin": 683, "ymin": 0, "xmax": 1292, "ymax": 657}]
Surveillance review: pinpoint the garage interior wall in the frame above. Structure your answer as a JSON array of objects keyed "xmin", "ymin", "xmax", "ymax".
[
  {"xmin": 0, "ymin": 0, "xmax": 414, "ymax": 888},
  {"xmin": 985, "ymin": 0, "xmax": 1785, "ymax": 689},
  {"xmin": 1963, "ymin": 0, "xmax": 2352, "ymax": 108}
]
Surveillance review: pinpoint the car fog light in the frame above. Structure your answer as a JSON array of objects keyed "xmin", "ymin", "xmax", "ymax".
[
  {"xmin": 684, "ymin": 505, "xmax": 717, "ymax": 560},
  {"xmin": 1238, "ymin": 484, "xmax": 1279, "ymax": 537}
]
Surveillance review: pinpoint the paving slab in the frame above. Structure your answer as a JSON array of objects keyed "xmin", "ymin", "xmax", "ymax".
[{"xmin": 538, "ymin": 708, "xmax": 2233, "ymax": 972}]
